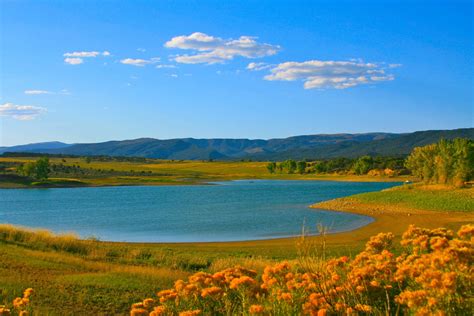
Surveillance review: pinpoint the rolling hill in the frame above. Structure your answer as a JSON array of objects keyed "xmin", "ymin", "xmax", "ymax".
[
  {"xmin": 0, "ymin": 141, "xmax": 71, "ymax": 155},
  {"xmin": 2, "ymin": 128, "xmax": 472, "ymax": 160}
]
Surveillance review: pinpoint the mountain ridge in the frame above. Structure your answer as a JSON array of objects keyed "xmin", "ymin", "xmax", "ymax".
[{"xmin": 2, "ymin": 128, "xmax": 472, "ymax": 160}]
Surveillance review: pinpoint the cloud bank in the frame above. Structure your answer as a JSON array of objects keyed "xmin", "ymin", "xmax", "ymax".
[
  {"xmin": 264, "ymin": 60, "xmax": 395, "ymax": 89},
  {"xmin": 165, "ymin": 32, "xmax": 280, "ymax": 64},
  {"xmin": 0, "ymin": 103, "xmax": 46, "ymax": 120}
]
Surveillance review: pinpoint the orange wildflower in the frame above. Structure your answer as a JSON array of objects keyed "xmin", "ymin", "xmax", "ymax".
[{"xmin": 249, "ymin": 304, "xmax": 265, "ymax": 314}]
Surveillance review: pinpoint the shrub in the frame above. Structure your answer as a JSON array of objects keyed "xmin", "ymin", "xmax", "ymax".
[{"xmin": 129, "ymin": 225, "xmax": 473, "ymax": 315}]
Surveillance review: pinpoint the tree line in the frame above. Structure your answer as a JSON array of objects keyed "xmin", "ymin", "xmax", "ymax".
[
  {"xmin": 5, "ymin": 138, "xmax": 473, "ymax": 186},
  {"xmin": 267, "ymin": 156, "xmax": 407, "ymax": 176},
  {"xmin": 267, "ymin": 138, "xmax": 474, "ymax": 186},
  {"xmin": 405, "ymin": 138, "xmax": 473, "ymax": 187}
]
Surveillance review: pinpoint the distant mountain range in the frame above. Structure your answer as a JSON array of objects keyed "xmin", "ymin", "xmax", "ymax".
[
  {"xmin": 0, "ymin": 141, "xmax": 72, "ymax": 154},
  {"xmin": 1, "ymin": 128, "xmax": 473, "ymax": 161}
]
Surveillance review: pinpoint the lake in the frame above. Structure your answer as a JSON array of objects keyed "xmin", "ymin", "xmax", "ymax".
[{"xmin": 0, "ymin": 180, "xmax": 399, "ymax": 242}]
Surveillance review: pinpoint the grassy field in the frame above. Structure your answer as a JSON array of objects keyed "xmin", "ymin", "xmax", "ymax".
[
  {"xmin": 0, "ymin": 156, "xmax": 409, "ymax": 188},
  {"xmin": 0, "ymin": 184, "xmax": 472, "ymax": 314},
  {"xmin": 350, "ymin": 184, "xmax": 474, "ymax": 212}
]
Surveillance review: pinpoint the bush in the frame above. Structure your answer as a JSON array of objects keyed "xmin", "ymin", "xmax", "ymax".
[{"xmin": 129, "ymin": 224, "xmax": 473, "ymax": 315}]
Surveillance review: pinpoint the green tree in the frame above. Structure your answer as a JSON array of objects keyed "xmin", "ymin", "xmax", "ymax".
[
  {"xmin": 266, "ymin": 162, "xmax": 277, "ymax": 174},
  {"xmin": 276, "ymin": 163, "xmax": 283, "ymax": 173},
  {"xmin": 286, "ymin": 159, "xmax": 297, "ymax": 174},
  {"xmin": 296, "ymin": 161, "xmax": 307, "ymax": 174},
  {"xmin": 313, "ymin": 162, "xmax": 327, "ymax": 174},
  {"xmin": 35, "ymin": 157, "xmax": 50, "ymax": 180},
  {"xmin": 435, "ymin": 139, "xmax": 454, "ymax": 184},
  {"xmin": 352, "ymin": 156, "xmax": 373, "ymax": 175},
  {"xmin": 18, "ymin": 162, "xmax": 36, "ymax": 178},
  {"xmin": 18, "ymin": 157, "xmax": 50, "ymax": 180},
  {"xmin": 406, "ymin": 138, "xmax": 473, "ymax": 187},
  {"xmin": 452, "ymin": 138, "xmax": 474, "ymax": 187}
]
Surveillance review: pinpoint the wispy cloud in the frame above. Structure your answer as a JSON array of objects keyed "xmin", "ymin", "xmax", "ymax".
[
  {"xmin": 63, "ymin": 51, "xmax": 110, "ymax": 65},
  {"xmin": 0, "ymin": 102, "xmax": 46, "ymax": 120},
  {"xmin": 137, "ymin": 48, "xmax": 146, "ymax": 52},
  {"xmin": 120, "ymin": 57, "xmax": 160, "ymax": 67},
  {"xmin": 64, "ymin": 57, "xmax": 84, "ymax": 65},
  {"xmin": 247, "ymin": 62, "xmax": 272, "ymax": 71},
  {"xmin": 24, "ymin": 90, "xmax": 52, "ymax": 95},
  {"xmin": 165, "ymin": 32, "xmax": 280, "ymax": 64},
  {"xmin": 264, "ymin": 60, "xmax": 395, "ymax": 89},
  {"xmin": 24, "ymin": 89, "xmax": 70, "ymax": 95},
  {"xmin": 156, "ymin": 64, "xmax": 177, "ymax": 69},
  {"xmin": 388, "ymin": 63, "xmax": 402, "ymax": 68}
]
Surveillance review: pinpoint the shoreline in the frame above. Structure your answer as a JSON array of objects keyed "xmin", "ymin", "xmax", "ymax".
[
  {"xmin": 1, "ymin": 182, "xmax": 470, "ymax": 251},
  {"xmin": 100, "ymin": 185, "xmax": 472, "ymax": 249},
  {"xmin": 0, "ymin": 174, "xmax": 407, "ymax": 189},
  {"xmin": 1, "ymin": 185, "xmax": 472, "ymax": 265}
]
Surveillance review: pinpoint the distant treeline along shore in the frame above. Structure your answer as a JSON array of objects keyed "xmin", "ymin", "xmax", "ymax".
[{"xmin": 1, "ymin": 138, "xmax": 473, "ymax": 188}]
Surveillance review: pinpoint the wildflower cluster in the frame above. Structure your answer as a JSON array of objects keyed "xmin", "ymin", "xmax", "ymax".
[
  {"xmin": 0, "ymin": 288, "xmax": 33, "ymax": 316},
  {"xmin": 130, "ymin": 267, "xmax": 262, "ymax": 315},
  {"xmin": 131, "ymin": 225, "xmax": 473, "ymax": 315},
  {"xmin": 394, "ymin": 225, "xmax": 473, "ymax": 315}
]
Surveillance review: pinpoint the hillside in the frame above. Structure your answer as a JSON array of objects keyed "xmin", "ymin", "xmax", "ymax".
[
  {"xmin": 249, "ymin": 128, "xmax": 474, "ymax": 160},
  {"xmin": 2, "ymin": 128, "xmax": 472, "ymax": 160},
  {"xmin": 0, "ymin": 141, "xmax": 71, "ymax": 154}
]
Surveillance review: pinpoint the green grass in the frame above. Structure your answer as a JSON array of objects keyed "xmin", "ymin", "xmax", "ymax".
[
  {"xmin": 353, "ymin": 184, "xmax": 474, "ymax": 212},
  {"xmin": 0, "ymin": 242, "xmax": 187, "ymax": 315}
]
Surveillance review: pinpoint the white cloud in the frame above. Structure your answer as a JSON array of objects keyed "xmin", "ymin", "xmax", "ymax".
[
  {"xmin": 388, "ymin": 63, "xmax": 402, "ymax": 68},
  {"xmin": 370, "ymin": 75, "xmax": 395, "ymax": 81},
  {"xmin": 63, "ymin": 51, "xmax": 110, "ymax": 57},
  {"xmin": 63, "ymin": 51, "xmax": 110, "ymax": 65},
  {"xmin": 24, "ymin": 89, "xmax": 70, "ymax": 95},
  {"xmin": 170, "ymin": 74, "xmax": 178, "ymax": 78},
  {"xmin": 0, "ymin": 102, "xmax": 46, "ymax": 120},
  {"xmin": 64, "ymin": 57, "xmax": 83, "ymax": 65},
  {"xmin": 165, "ymin": 32, "xmax": 280, "ymax": 64},
  {"xmin": 120, "ymin": 57, "xmax": 160, "ymax": 67},
  {"xmin": 156, "ymin": 64, "xmax": 177, "ymax": 69},
  {"xmin": 137, "ymin": 48, "xmax": 146, "ymax": 52},
  {"xmin": 24, "ymin": 90, "xmax": 52, "ymax": 95},
  {"xmin": 247, "ymin": 62, "xmax": 272, "ymax": 71},
  {"xmin": 264, "ymin": 60, "xmax": 395, "ymax": 89}
]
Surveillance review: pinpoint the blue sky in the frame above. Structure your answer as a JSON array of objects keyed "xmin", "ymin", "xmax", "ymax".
[{"xmin": 1, "ymin": 0, "xmax": 472, "ymax": 146}]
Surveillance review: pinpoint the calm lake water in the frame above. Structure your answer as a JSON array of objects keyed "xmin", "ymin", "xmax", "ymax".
[{"xmin": 0, "ymin": 180, "xmax": 399, "ymax": 242}]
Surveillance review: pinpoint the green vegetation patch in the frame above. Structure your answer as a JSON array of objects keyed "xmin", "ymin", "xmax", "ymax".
[{"xmin": 353, "ymin": 185, "xmax": 474, "ymax": 212}]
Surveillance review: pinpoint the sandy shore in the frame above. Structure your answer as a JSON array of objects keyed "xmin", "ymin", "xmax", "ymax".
[{"xmin": 309, "ymin": 195, "xmax": 474, "ymax": 248}]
